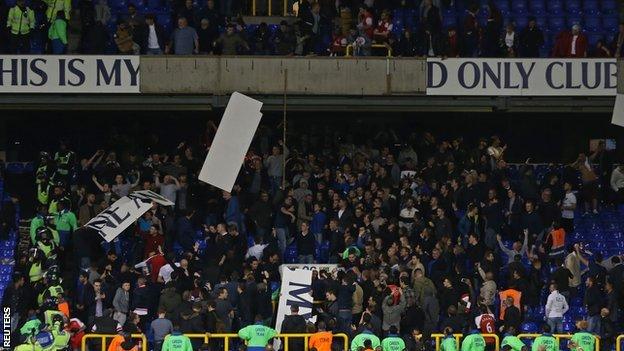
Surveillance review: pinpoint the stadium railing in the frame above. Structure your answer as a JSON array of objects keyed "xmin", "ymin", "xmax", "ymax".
[
  {"xmin": 81, "ymin": 333, "xmax": 147, "ymax": 351},
  {"xmin": 345, "ymin": 44, "xmax": 393, "ymax": 57},
  {"xmin": 80, "ymin": 332, "xmax": 349, "ymax": 351},
  {"xmin": 518, "ymin": 333, "xmax": 600, "ymax": 351},
  {"xmin": 431, "ymin": 333, "xmax": 500, "ymax": 351},
  {"xmin": 617, "ymin": 335, "xmax": 624, "ymax": 351},
  {"xmin": 250, "ymin": 0, "xmax": 288, "ymax": 16}
]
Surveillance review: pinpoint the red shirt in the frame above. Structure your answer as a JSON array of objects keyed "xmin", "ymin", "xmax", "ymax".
[{"xmin": 147, "ymin": 254, "xmax": 166, "ymax": 283}]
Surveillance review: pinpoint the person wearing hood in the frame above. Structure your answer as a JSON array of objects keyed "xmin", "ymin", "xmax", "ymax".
[
  {"xmin": 281, "ymin": 305, "xmax": 306, "ymax": 350},
  {"xmin": 112, "ymin": 281, "xmax": 131, "ymax": 326}
]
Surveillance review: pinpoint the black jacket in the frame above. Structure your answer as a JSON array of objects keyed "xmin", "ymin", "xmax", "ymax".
[
  {"xmin": 140, "ymin": 23, "xmax": 168, "ymax": 53},
  {"xmin": 281, "ymin": 314, "xmax": 307, "ymax": 350}
]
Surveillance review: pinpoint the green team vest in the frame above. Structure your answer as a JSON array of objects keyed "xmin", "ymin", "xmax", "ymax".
[
  {"xmin": 441, "ymin": 336, "xmax": 458, "ymax": 351},
  {"xmin": 571, "ymin": 332, "xmax": 596, "ymax": 351},
  {"xmin": 29, "ymin": 262, "xmax": 43, "ymax": 282},
  {"xmin": 52, "ymin": 329, "xmax": 70, "ymax": 350},
  {"xmin": 382, "ymin": 335, "xmax": 408, "ymax": 351},
  {"xmin": 20, "ymin": 319, "xmax": 42, "ymax": 336},
  {"xmin": 532, "ymin": 335, "xmax": 557, "ymax": 351}
]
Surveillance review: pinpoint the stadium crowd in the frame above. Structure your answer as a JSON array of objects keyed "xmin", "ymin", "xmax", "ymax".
[
  {"xmin": 3, "ymin": 122, "xmax": 624, "ymax": 351},
  {"xmin": 1, "ymin": 0, "xmax": 623, "ymax": 56}
]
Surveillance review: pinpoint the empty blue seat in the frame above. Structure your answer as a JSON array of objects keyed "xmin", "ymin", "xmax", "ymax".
[
  {"xmin": 587, "ymin": 32, "xmax": 605, "ymax": 46},
  {"xmin": 443, "ymin": 15, "xmax": 457, "ymax": 28},
  {"xmin": 284, "ymin": 244, "xmax": 297, "ymax": 263},
  {"xmin": 566, "ymin": 0, "xmax": 581, "ymax": 13},
  {"xmin": 494, "ymin": 0, "xmax": 510, "ymax": 12},
  {"xmin": 521, "ymin": 322, "xmax": 538, "ymax": 333},
  {"xmin": 584, "ymin": 16, "xmax": 602, "ymax": 31},
  {"xmin": 6, "ymin": 163, "xmax": 24, "ymax": 174},
  {"xmin": 547, "ymin": 0, "xmax": 564, "ymax": 14},
  {"xmin": 513, "ymin": 16, "xmax": 529, "ymax": 29},
  {"xmin": 549, "ymin": 16, "xmax": 565, "ymax": 31},
  {"xmin": 603, "ymin": 16, "xmax": 619, "ymax": 31},
  {"xmin": 535, "ymin": 16, "xmax": 547, "ymax": 28},
  {"xmin": 583, "ymin": 0, "xmax": 600, "ymax": 14},
  {"xmin": 530, "ymin": 0, "xmax": 545, "ymax": 14},
  {"xmin": 511, "ymin": 0, "xmax": 527, "ymax": 13},
  {"xmin": 602, "ymin": 0, "xmax": 618, "ymax": 13}
]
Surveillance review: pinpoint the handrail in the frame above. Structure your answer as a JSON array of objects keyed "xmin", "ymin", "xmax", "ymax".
[
  {"xmin": 81, "ymin": 332, "xmax": 348, "ymax": 351},
  {"xmin": 250, "ymin": 0, "xmax": 288, "ymax": 16},
  {"xmin": 431, "ymin": 333, "xmax": 500, "ymax": 351},
  {"xmin": 617, "ymin": 334, "xmax": 624, "ymax": 351},
  {"xmin": 81, "ymin": 333, "xmax": 147, "ymax": 351},
  {"xmin": 345, "ymin": 44, "xmax": 393, "ymax": 57},
  {"xmin": 518, "ymin": 333, "xmax": 600, "ymax": 351}
]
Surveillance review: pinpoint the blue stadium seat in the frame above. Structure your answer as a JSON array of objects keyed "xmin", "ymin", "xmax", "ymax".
[
  {"xmin": 547, "ymin": 0, "xmax": 564, "ymax": 14},
  {"xmin": 587, "ymin": 32, "xmax": 605, "ymax": 47},
  {"xmin": 583, "ymin": 0, "xmax": 600, "ymax": 14},
  {"xmin": 548, "ymin": 16, "xmax": 565, "ymax": 32},
  {"xmin": 511, "ymin": 0, "xmax": 527, "ymax": 13},
  {"xmin": 601, "ymin": 0, "xmax": 618, "ymax": 14},
  {"xmin": 6, "ymin": 163, "xmax": 24, "ymax": 174},
  {"xmin": 521, "ymin": 322, "xmax": 538, "ymax": 333},
  {"xmin": 443, "ymin": 15, "xmax": 457, "ymax": 29},
  {"xmin": 494, "ymin": 0, "xmax": 510, "ymax": 12},
  {"xmin": 529, "ymin": 0, "xmax": 545, "ymax": 14},
  {"xmin": 583, "ymin": 16, "xmax": 601, "ymax": 31},
  {"xmin": 565, "ymin": 0, "xmax": 581, "ymax": 14},
  {"xmin": 602, "ymin": 16, "xmax": 619, "ymax": 32},
  {"xmin": 284, "ymin": 244, "xmax": 298, "ymax": 263},
  {"xmin": 535, "ymin": 16, "xmax": 547, "ymax": 29},
  {"xmin": 512, "ymin": 16, "xmax": 529, "ymax": 29}
]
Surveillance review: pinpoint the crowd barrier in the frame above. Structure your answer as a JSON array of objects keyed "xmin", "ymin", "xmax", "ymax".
[
  {"xmin": 80, "ymin": 332, "xmax": 348, "ymax": 351},
  {"xmin": 82, "ymin": 333, "xmax": 147, "ymax": 351},
  {"xmin": 431, "ymin": 333, "xmax": 500, "ymax": 351},
  {"xmin": 617, "ymin": 335, "xmax": 624, "ymax": 351}
]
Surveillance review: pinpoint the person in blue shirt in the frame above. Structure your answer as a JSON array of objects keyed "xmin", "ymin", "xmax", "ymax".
[{"xmin": 310, "ymin": 203, "xmax": 327, "ymax": 245}]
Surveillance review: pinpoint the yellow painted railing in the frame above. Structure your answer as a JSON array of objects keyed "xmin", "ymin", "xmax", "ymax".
[
  {"xmin": 518, "ymin": 333, "xmax": 600, "ymax": 351},
  {"xmin": 431, "ymin": 333, "xmax": 500, "ymax": 351},
  {"xmin": 81, "ymin": 333, "xmax": 147, "ymax": 351},
  {"xmin": 616, "ymin": 334, "xmax": 624, "ymax": 351},
  {"xmin": 81, "ymin": 332, "xmax": 348, "ymax": 351},
  {"xmin": 345, "ymin": 44, "xmax": 393, "ymax": 57}
]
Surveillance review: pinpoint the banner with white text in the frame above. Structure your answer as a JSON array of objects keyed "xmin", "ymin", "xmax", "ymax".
[
  {"xmin": 0, "ymin": 56, "xmax": 140, "ymax": 93},
  {"xmin": 275, "ymin": 269, "xmax": 316, "ymax": 333},
  {"xmin": 426, "ymin": 58, "xmax": 617, "ymax": 96}
]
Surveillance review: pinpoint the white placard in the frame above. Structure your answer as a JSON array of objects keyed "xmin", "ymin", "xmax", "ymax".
[
  {"xmin": 275, "ymin": 269, "xmax": 316, "ymax": 333},
  {"xmin": 0, "ymin": 56, "xmax": 140, "ymax": 93},
  {"xmin": 198, "ymin": 92, "xmax": 263, "ymax": 192},
  {"xmin": 612, "ymin": 94, "xmax": 624, "ymax": 127},
  {"xmin": 427, "ymin": 58, "xmax": 617, "ymax": 96},
  {"xmin": 278, "ymin": 263, "xmax": 339, "ymax": 277}
]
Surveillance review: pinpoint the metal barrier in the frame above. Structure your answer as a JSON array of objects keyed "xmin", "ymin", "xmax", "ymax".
[
  {"xmin": 251, "ymin": 0, "xmax": 288, "ymax": 16},
  {"xmin": 617, "ymin": 335, "xmax": 624, "ymax": 351},
  {"xmin": 431, "ymin": 333, "xmax": 500, "ymax": 351},
  {"xmin": 81, "ymin": 333, "xmax": 147, "ymax": 351},
  {"xmin": 345, "ymin": 44, "xmax": 393, "ymax": 57},
  {"xmin": 518, "ymin": 333, "xmax": 600, "ymax": 351}
]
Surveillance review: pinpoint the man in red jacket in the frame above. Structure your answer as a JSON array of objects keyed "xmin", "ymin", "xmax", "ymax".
[{"xmin": 552, "ymin": 24, "xmax": 588, "ymax": 57}]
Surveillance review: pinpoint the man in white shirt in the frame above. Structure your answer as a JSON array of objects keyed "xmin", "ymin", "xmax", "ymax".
[
  {"xmin": 545, "ymin": 283, "xmax": 569, "ymax": 333},
  {"xmin": 610, "ymin": 165, "xmax": 624, "ymax": 204},
  {"xmin": 144, "ymin": 14, "xmax": 163, "ymax": 55},
  {"xmin": 561, "ymin": 182, "xmax": 576, "ymax": 235}
]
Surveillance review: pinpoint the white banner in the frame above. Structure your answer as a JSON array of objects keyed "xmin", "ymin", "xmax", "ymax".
[
  {"xmin": 426, "ymin": 58, "xmax": 617, "ymax": 96},
  {"xmin": 275, "ymin": 269, "xmax": 316, "ymax": 333},
  {"xmin": 0, "ymin": 56, "xmax": 140, "ymax": 93},
  {"xmin": 199, "ymin": 92, "xmax": 263, "ymax": 192},
  {"xmin": 85, "ymin": 190, "xmax": 173, "ymax": 242},
  {"xmin": 278, "ymin": 263, "xmax": 339, "ymax": 277}
]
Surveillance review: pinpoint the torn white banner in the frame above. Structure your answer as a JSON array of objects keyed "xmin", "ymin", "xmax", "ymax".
[
  {"xmin": 612, "ymin": 93, "xmax": 624, "ymax": 127},
  {"xmin": 85, "ymin": 190, "xmax": 173, "ymax": 242},
  {"xmin": 198, "ymin": 92, "xmax": 263, "ymax": 192}
]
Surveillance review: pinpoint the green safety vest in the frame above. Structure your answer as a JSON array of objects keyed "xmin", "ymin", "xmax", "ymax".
[
  {"xmin": 38, "ymin": 184, "xmax": 50, "ymax": 205},
  {"xmin": 501, "ymin": 336, "xmax": 526, "ymax": 351},
  {"xmin": 38, "ymin": 286, "xmax": 63, "ymax": 305},
  {"xmin": 44, "ymin": 310, "xmax": 64, "ymax": 327},
  {"xmin": 20, "ymin": 319, "xmax": 42, "ymax": 336},
  {"xmin": 37, "ymin": 240, "xmax": 55, "ymax": 258},
  {"xmin": 52, "ymin": 329, "xmax": 70, "ymax": 350},
  {"xmin": 7, "ymin": 5, "xmax": 35, "ymax": 34},
  {"xmin": 237, "ymin": 324, "xmax": 277, "ymax": 347},
  {"xmin": 571, "ymin": 332, "xmax": 596, "ymax": 351},
  {"xmin": 441, "ymin": 336, "xmax": 459, "ymax": 351},
  {"xmin": 55, "ymin": 210, "xmax": 77, "ymax": 232},
  {"xmin": 461, "ymin": 333, "xmax": 486, "ymax": 351},
  {"xmin": 161, "ymin": 333, "xmax": 193, "ymax": 351},
  {"xmin": 532, "ymin": 335, "xmax": 558, "ymax": 351},
  {"xmin": 29, "ymin": 262, "xmax": 43, "ymax": 282},
  {"xmin": 15, "ymin": 342, "xmax": 43, "ymax": 351},
  {"xmin": 30, "ymin": 216, "xmax": 45, "ymax": 245},
  {"xmin": 350, "ymin": 332, "xmax": 380, "ymax": 351},
  {"xmin": 382, "ymin": 335, "xmax": 407, "ymax": 351}
]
